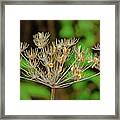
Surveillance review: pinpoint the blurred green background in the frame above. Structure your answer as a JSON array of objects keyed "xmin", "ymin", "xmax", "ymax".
[{"xmin": 20, "ymin": 20, "xmax": 100, "ymax": 100}]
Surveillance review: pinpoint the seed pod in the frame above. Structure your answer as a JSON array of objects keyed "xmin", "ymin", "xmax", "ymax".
[{"xmin": 48, "ymin": 63, "xmax": 54, "ymax": 68}]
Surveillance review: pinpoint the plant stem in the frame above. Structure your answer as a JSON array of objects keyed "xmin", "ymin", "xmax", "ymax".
[{"xmin": 51, "ymin": 87, "xmax": 55, "ymax": 100}]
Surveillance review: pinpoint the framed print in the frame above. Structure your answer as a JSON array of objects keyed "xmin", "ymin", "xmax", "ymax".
[{"xmin": 0, "ymin": 0, "xmax": 119, "ymax": 119}]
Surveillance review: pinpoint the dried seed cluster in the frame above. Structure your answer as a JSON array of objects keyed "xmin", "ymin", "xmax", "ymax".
[{"xmin": 20, "ymin": 32, "xmax": 100, "ymax": 88}]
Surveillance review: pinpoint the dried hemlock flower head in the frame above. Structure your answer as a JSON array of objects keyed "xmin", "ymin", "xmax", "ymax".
[
  {"xmin": 24, "ymin": 48, "xmax": 38, "ymax": 60},
  {"xmin": 55, "ymin": 38, "xmax": 79, "ymax": 49},
  {"xmin": 33, "ymin": 32, "xmax": 50, "ymax": 48},
  {"xmin": 74, "ymin": 45, "xmax": 86, "ymax": 62},
  {"xmin": 20, "ymin": 32, "xmax": 100, "ymax": 89},
  {"xmin": 20, "ymin": 42, "xmax": 29, "ymax": 53},
  {"xmin": 71, "ymin": 64, "xmax": 83, "ymax": 81},
  {"xmin": 88, "ymin": 53, "xmax": 100, "ymax": 70},
  {"xmin": 92, "ymin": 43, "xmax": 100, "ymax": 51}
]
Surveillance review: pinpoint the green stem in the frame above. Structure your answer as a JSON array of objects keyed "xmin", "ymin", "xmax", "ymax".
[{"xmin": 51, "ymin": 87, "xmax": 55, "ymax": 100}]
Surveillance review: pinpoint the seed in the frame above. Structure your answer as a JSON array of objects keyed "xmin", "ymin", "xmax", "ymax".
[{"xmin": 48, "ymin": 63, "xmax": 54, "ymax": 68}]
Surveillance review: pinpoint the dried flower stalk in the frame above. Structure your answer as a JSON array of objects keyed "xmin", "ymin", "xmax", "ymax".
[{"xmin": 20, "ymin": 32, "xmax": 100, "ymax": 100}]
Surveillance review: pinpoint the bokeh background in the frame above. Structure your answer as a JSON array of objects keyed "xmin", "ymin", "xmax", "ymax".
[{"xmin": 20, "ymin": 20, "xmax": 100, "ymax": 100}]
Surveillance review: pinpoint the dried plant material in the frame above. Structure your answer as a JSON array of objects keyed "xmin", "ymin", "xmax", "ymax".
[
  {"xmin": 20, "ymin": 42, "xmax": 29, "ymax": 53},
  {"xmin": 24, "ymin": 48, "xmax": 38, "ymax": 60},
  {"xmin": 92, "ymin": 43, "xmax": 100, "ymax": 51},
  {"xmin": 20, "ymin": 32, "xmax": 100, "ymax": 100},
  {"xmin": 33, "ymin": 32, "xmax": 50, "ymax": 48}
]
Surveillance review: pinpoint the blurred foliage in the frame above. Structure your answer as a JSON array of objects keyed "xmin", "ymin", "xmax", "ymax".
[
  {"xmin": 59, "ymin": 20, "xmax": 74, "ymax": 38},
  {"xmin": 20, "ymin": 80, "xmax": 50, "ymax": 100},
  {"xmin": 20, "ymin": 20, "xmax": 100, "ymax": 100}
]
